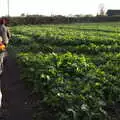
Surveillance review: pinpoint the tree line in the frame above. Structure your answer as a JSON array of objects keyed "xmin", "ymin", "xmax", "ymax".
[{"xmin": 7, "ymin": 15, "xmax": 120, "ymax": 25}]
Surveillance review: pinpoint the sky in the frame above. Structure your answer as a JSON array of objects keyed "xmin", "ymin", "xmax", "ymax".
[{"xmin": 0, "ymin": 0, "xmax": 120, "ymax": 16}]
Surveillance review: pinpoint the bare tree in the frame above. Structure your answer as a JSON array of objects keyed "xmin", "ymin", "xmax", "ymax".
[{"xmin": 98, "ymin": 3, "xmax": 105, "ymax": 16}]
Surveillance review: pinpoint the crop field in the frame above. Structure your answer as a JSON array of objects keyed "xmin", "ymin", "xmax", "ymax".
[{"xmin": 10, "ymin": 22, "xmax": 120, "ymax": 120}]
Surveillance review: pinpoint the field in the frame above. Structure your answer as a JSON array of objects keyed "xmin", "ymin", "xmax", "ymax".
[{"xmin": 10, "ymin": 22, "xmax": 120, "ymax": 120}]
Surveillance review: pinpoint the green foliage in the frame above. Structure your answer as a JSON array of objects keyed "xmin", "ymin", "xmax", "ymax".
[
  {"xmin": 10, "ymin": 22, "xmax": 120, "ymax": 120},
  {"xmin": 17, "ymin": 52, "xmax": 120, "ymax": 120}
]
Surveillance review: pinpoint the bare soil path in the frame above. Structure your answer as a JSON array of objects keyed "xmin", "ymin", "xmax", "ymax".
[{"xmin": 0, "ymin": 55, "xmax": 32, "ymax": 120}]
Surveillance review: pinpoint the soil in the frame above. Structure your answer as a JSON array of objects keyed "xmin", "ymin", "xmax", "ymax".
[{"xmin": 0, "ymin": 55, "xmax": 32, "ymax": 120}]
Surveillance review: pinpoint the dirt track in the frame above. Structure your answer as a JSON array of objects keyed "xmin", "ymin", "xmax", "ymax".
[{"xmin": 0, "ymin": 55, "xmax": 32, "ymax": 120}]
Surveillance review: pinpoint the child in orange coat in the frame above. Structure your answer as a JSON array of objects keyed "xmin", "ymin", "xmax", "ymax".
[{"xmin": 0, "ymin": 36, "xmax": 6, "ymax": 107}]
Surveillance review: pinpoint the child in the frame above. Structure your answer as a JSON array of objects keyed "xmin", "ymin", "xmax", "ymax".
[
  {"xmin": 0, "ymin": 36, "xmax": 6, "ymax": 75},
  {"xmin": 0, "ymin": 36, "xmax": 5, "ymax": 108}
]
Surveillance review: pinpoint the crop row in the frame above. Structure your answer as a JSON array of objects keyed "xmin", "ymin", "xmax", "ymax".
[
  {"xmin": 10, "ymin": 23, "xmax": 120, "ymax": 120},
  {"xmin": 17, "ymin": 52, "xmax": 120, "ymax": 120}
]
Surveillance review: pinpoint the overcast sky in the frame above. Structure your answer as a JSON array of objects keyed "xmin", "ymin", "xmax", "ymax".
[{"xmin": 0, "ymin": 0, "xmax": 120, "ymax": 16}]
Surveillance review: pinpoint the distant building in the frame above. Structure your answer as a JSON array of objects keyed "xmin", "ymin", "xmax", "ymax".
[{"xmin": 106, "ymin": 10, "xmax": 120, "ymax": 16}]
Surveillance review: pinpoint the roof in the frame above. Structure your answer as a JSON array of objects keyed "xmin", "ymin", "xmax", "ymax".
[{"xmin": 106, "ymin": 9, "xmax": 120, "ymax": 15}]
